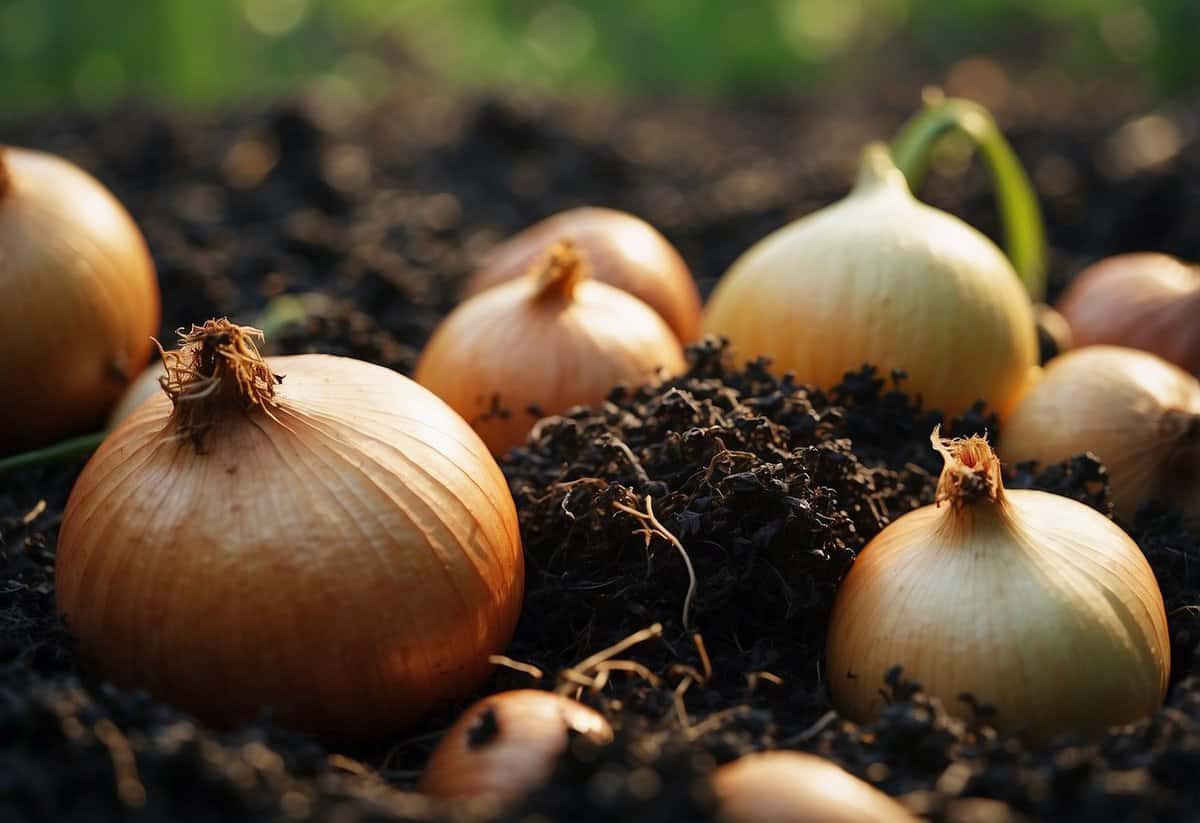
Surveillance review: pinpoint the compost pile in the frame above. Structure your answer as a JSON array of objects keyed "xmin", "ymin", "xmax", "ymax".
[{"xmin": 3, "ymin": 81, "xmax": 1200, "ymax": 822}]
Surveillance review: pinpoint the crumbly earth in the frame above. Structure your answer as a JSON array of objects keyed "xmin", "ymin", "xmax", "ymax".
[{"xmin": 2, "ymin": 84, "xmax": 1199, "ymax": 822}]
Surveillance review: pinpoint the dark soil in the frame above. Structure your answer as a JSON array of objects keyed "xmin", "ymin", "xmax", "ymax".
[{"xmin": 2, "ymin": 82, "xmax": 1200, "ymax": 823}]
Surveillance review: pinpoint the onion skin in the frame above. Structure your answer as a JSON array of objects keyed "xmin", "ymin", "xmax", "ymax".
[
  {"xmin": 712, "ymin": 751, "xmax": 915, "ymax": 822},
  {"xmin": 0, "ymin": 146, "xmax": 160, "ymax": 453},
  {"xmin": 57, "ymin": 329, "xmax": 523, "ymax": 741},
  {"xmin": 827, "ymin": 433, "xmax": 1170, "ymax": 742},
  {"xmin": 106, "ymin": 363, "xmax": 166, "ymax": 428},
  {"xmin": 420, "ymin": 690, "xmax": 612, "ymax": 806},
  {"xmin": 462, "ymin": 207, "xmax": 702, "ymax": 343},
  {"xmin": 1002, "ymin": 345, "xmax": 1200, "ymax": 526},
  {"xmin": 1057, "ymin": 253, "xmax": 1200, "ymax": 377},
  {"xmin": 703, "ymin": 145, "xmax": 1038, "ymax": 421},
  {"xmin": 418, "ymin": 243, "xmax": 687, "ymax": 455}
]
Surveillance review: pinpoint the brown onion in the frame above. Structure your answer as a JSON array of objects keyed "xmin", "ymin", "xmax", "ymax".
[
  {"xmin": 712, "ymin": 751, "xmax": 915, "ymax": 822},
  {"xmin": 0, "ymin": 146, "xmax": 160, "ymax": 453},
  {"xmin": 421, "ymin": 689, "xmax": 612, "ymax": 806},
  {"xmin": 417, "ymin": 242, "xmax": 686, "ymax": 455},
  {"xmin": 56, "ymin": 320, "xmax": 524, "ymax": 741},
  {"xmin": 462, "ymin": 207, "xmax": 702, "ymax": 342},
  {"xmin": 1057, "ymin": 253, "xmax": 1200, "ymax": 376},
  {"xmin": 1002, "ymin": 345, "xmax": 1200, "ymax": 526}
]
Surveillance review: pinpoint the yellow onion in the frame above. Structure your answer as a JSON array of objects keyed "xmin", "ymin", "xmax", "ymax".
[
  {"xmin": 1057, "ymin": 253, "xmax": 1200, "ymax": 377},
  {"xmin": 712, "ymin": 751, "xmax": 915, "ymax": 823},
  {"xmin": 421, "ymin": 689, "xmax": 613, "ymax": 806},
  {"xmin": 106, "ymin": 362, "xmax": 167, "ymax": 428},
  {"xmin": 0, "ymin": 146, "xmax": 160, "ymax": 453},
  {"xmin": 462, "ymin": 207, "xmax": 702, "ymax": 342},
  {"xmin": 417, "ymin": 242, "xmax": 686, "ymax": 455},
  {"xmin": 826, "ymin": 429, "xmax": 1169, "ymax": 741},
  {"xmin": 1002, "ymin": 345, "xmax": 1200, "ymax": 526},
  {"xmin": 56, "ymin": 320, "xmax": 524, "ymax": 741},
  {"xmin": 703, "ymin": 144, "xmax": 1037, "ymax": 420}
]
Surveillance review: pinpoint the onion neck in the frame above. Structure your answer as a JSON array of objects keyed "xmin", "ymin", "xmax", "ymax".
[
  {"xmin": 161, "ymin": 319, "xmax": 281, "ymax": 448},
  {"xmin": 852, "ymin": 143, "xmax": 911, "ymax": 196},
  {"xmin": 931, "ymin": 426, "xmax": 1006, "ymax": 509},
  {"xmin": 531, "ymin": 240, "xmax": 589, "ymax": 304}
]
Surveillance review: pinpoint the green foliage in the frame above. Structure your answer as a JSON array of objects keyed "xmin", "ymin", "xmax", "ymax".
[{"xmin": 0, "ymin": 0, "xmax": 1195, "ymax": 111}]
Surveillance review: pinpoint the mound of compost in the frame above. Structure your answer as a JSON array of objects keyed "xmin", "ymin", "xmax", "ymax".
[{"xmin": 2, "ymin": 80, "xmax": 1200, "ymax": 822}]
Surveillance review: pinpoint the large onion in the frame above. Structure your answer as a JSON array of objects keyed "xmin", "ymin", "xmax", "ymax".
[
  {"xmin": 827, "ymin": 430, "xmax": 1170, "ymax": 741},
  {"xmin": 462, "ymin": 207, "xmax": 702, "ymax": 342},
  {"xmin": 0, "ymin": 146, "xmax": 160, "ymax": 453},
  {"xmin": 1002, "ymin": 345, "xmax": 1200, "ymax": 526},
  {"xmin": 712, "ymin": 751, "xmax": 915, "ymax": 822},
  {"xmin": 703, "ymin": 144, "xmax": 1038, "ymax": 420},
  {"xmin": 417, "ymin": 242, "xmax": 686, "ymax": 455},
  {"xmin": 56, "ymin": 320, "xmax": 524, "ymax": 740}
]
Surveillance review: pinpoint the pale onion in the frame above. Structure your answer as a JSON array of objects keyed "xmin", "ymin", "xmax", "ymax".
[
  {"xmin": 712, "ymin": 751, "xmax": 915, "ymax": 823},
  {"xmin": 826, "ymin": 429, "xmax": 1170, "ymax": 741},
  {"xmin": 56, "ymin": 320, "xmax": 524, "ymax": 741},
  {"xmin": 106, "ymin": 362, "xmax": 167, "ymax": 428},
  {"xmin": 420, "ymin": 690, "xmax": 613, "ymax": 806},
  {"xmin": 1002, "ymin": 345, "xmax": 1200, "ymax": 526},
  {"xmin": 0, "ymin": 145, "xmax": 160, "ymax": 453},
  {"xmin": 416, "ymin": 242, "xmax": 687, "ymax": 455},
  {"xmin": 1057, "ymin": 253, "xmax": 1200, "ymax": 377},
  {"xmin": 462, "ymin": 207, "xmax": 702, "ymax": 342},
  {"xmin": 703, "ymin": 144, "xmax": 1038, "ymax": 420}
]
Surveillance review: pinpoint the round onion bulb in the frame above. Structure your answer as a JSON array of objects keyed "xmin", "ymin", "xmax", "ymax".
[
  {"xmin": 1057, "ymin": 253, "xmax": 1200, "ymax": 377},
  {"xmin": 56, "ymin": 320, "xmax": 524, "ymax": 741},
  {"xmin": 417, "ymin": 241, "xmax": 687, "ymax": 455},
  {"xmin": 827, "ymin": 429, "xmax": 1170, "ymax": 741},
  {"xmin": 703, "ymin": 144, "xmax": 1038, "ymax": 420},
  {"xmin": 0, "ymin": 145, "xmax": 160, "ymax": 453},
  {"xmin": 1002, "ymin": 345, "xmax": 1200, "ymax": 526},
  {"xmin": 712, "ymin": 751, "xmax": 915, "ymax": 822},
  {"xmin": 421, "ymin": 689, "xmax": 613, "ymax": 807},
  {"xmin": 462, "ymin": 207, "xmax": 702, "ymax": 343}
]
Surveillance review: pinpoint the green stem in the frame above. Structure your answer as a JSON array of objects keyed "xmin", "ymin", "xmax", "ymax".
[
  {"xmin": 891, "ymin": 94, "xmax": 1047, "ymax": 303},
  {"xmin": 0, "ymin": 431, "xmax": 107, "ymax": 476}
]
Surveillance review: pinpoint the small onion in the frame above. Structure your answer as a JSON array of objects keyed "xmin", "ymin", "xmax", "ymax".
[
  {"xmin": 56, "ymin": 320, "xmax": 524, "ymax": 740},
  {"xmin": 0, "ymin": 146, "xmax": 160, "ymax": 453},
  {"xmin": 703, "ymin": 144, "xmax": 1038, "ymax": 420},
  {"xmin": 417, "ymin": 241, "xmax": 686, "ymax": 455},
  {"xmin": 462, "ymin": 207, "xmax": 702, "ymax": 343},
  {"xmin": 827, "ymin": 429, "xmax": 1170, "ymax": 741},
  {"xmin": 421, "ymin": 689, "xmax": 612, "ymax": 806},
  {"xmin": 1057, "ymin": 253, "xmax": 1200, "ymax": 376},
  {"xmin": 1002, "ymin": 345, "xmax": 1200, "ymax": 526},
  {"xmin": 712, "ymin": 751, "xmax": 914, "ymax": 822}
]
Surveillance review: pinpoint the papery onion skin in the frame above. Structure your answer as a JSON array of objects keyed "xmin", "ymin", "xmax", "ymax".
[
  {"xmin": 417, "ymin": 243, "xmax": 687, "ymax": 455},
  {"xmin": 462, "ymin": 207, "xmax": 703, "ymax": 343},
  {"xmin": 420, "ymin": 689, "xmax": 612, "ymax": 805},
  {"xmin": 1057, "ymin": 253, "xmax": 1200, "ymax": 377},
  {"xmin": 57, "ymin": 328, "xmax": 523, "ymax": 741},
  {"xmin": 0, "ymin": 146, "xmax": 160, "ymax": 453},
  {"xmin": 1002, "ymin": 345, "xmax": 1200, "ymax": 526},
  {"xmin": 106, "ymin": 363, "xmax": 167, "ymax": 428},
  {"xmin": 827, "ymin": 433, "xmax": 1170, "ymax": 742},
  {"xmin": 703, "ymin": 145, "xmax": 1038, "ymax": 421},
  {"xmin": 712, "ymin": 751, "xmax": 915, "ymax": 823}
]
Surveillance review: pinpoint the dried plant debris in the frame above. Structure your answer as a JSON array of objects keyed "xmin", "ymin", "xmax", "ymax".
[{"xmin": 2, "ymin": 86, "xmax": 1200, "ymax": 822}]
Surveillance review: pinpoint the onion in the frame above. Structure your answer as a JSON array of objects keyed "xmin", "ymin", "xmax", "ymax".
[
  {"xmin": 712, "ymin": 751, "xmax": 915, "ymax": 822},
  {"xmin": 1002, "ymin": 345, "xmax": 1200, "ymax": 526},
  {"xmin": 826, "ymin": 429, "xmax": 1170, "ymax": 741},
  {"xmin": 420, "ymin": 689, "xmax": 612, "ymax": 806},
  {"xmin": 56, "ymin": 320, "xmax": 524, "ymax": 741},
  {"xmin": 703, "ymin": 144, "xmax": 1038, "ymax": 420},
  {"xmin": 0, "ymin": 146, "xmax": 160, "ymax": 453},
  {"xmin": 1056, "ymin": 253, "xmax": 1200, "ymax": 377},
  {"xmin": 106, "ymin": 363, "xmax": 167, "ymax": 428},
  {"xmin": 462, "ymin": 207, "xmax": 702, "ymax": 343},
  {"xmin": 417, "ymin": 241, "xmax": 687, "ymax": 455}
]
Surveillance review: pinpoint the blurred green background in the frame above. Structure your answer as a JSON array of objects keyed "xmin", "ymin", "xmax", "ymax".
[{"xmin": 1, "ymin": 0, "xmax": 1196, "ymax": 110}]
